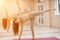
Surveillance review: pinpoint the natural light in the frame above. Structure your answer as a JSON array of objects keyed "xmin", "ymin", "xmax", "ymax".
[
  {"xmin": 0, "ymin": 0, "xmax": 5, "ymax": 6},
  {"xmin": 55, "ymin": 0, "xmax": 60, "ymax": 15}
]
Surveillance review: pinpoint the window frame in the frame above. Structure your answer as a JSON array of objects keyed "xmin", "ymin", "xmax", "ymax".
[{"xmin": 55, "ymin": 0, "xmax": 60, "ymax": 15}]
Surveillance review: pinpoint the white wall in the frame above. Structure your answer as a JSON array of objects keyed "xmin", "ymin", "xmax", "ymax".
[
  {"xmin": 50, "ymin": 0, "xmax": 60, "ymax": 27},
  {"xmin": 34, "ymin": 0, "xmax": 60, "ymax": 28}
]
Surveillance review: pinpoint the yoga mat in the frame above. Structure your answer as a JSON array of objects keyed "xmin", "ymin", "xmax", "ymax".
[{"xmin": 13, "ymin": 37, "xmax": 59, "ymax": 40}]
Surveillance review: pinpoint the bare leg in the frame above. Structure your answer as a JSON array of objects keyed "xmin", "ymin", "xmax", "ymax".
[
  {"xmin": 30, "ymin": 18, "xmax": 35, "ymax": 40},
  {"xmin": 19, "ymin": 22, "xmax": 23, "ymax": 40},
  {"xmin": 7, "ymin": 20, "xmax": 10, "ymax": 32}
]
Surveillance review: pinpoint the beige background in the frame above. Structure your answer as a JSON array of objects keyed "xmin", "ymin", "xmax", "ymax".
[{"xmin": 0, "ymin": 0, "xmax": 60, "ymax": 28}]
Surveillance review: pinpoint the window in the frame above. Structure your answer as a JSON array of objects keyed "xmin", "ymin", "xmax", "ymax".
[
  {"xmin": 37, "ymin": 0, "xmax": 44, "ymax": 3},
  {"xmin": 37, "ymin": 0, "xmax": 40, "ymax": 3},
  {"xmin": 38, "ymin": 5, "xmax": 43, "ymax": 23},
  {"xmin": 55, "ymin": 0, "xmax": 60, "ymax": 15}
]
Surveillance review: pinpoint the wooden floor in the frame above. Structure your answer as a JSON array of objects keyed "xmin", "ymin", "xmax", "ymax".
[{"xmin": 0, "ymin": 24, "xmax": 60, "ymax": 40}]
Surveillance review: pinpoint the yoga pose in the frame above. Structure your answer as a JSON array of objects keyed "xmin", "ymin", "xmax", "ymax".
[
  {"xmin": 13, "ymin": 0, "xmax": 55, "ymax": 40},
  {"xmin": 12, "ymin": 8, "xmax": 55, "ymax": 40}
]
